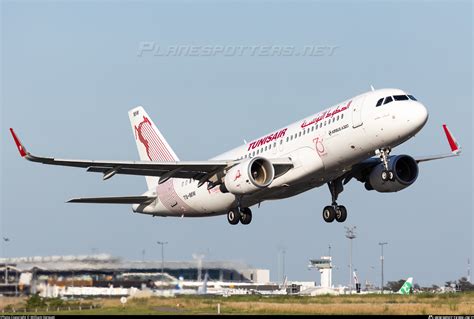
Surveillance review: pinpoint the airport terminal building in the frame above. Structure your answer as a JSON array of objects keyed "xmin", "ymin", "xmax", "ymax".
[{"xmin": 0, "ymin": 254, "xmax": 271, "ymax": 297}]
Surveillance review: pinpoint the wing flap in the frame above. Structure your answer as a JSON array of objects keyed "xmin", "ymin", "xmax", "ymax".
[{"xmin": 67, "ymin": 195, "xmax": 156, "ymax": 204}]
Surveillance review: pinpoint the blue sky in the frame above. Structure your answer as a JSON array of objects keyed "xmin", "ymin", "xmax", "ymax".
[{"xmin": 1, "ymin": 0, "xmax": 472, "ymax": 287}]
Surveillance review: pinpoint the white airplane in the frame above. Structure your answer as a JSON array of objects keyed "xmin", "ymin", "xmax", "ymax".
[{"xmin": 10, "ymin": 88, "xmax": 461, "ymax": 225}]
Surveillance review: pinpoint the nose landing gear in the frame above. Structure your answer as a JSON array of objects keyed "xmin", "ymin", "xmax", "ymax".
[{"xmin": 379, "ymin": 148, "xmax": 394, "ymax": 181}]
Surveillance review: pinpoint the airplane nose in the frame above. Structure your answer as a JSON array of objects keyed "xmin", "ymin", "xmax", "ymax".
[{"xmin": 413, "ymin": 102, "xmax": 429, "ymax": 129}]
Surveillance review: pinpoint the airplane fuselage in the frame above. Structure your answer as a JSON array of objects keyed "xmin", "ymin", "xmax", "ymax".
[{"xmin": 133, "ymin": 88, "xmax": 428, "ymax": 217}]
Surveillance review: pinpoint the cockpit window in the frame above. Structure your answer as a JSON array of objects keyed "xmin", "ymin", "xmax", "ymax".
[
  {"xmin": 393, "ymin": 95, "xmax": 409, "ymax": 101},
  {"xmin": 383, "ymin": 96, "xmax": 393, "ymax": 105},
  {"xmin": 376, "ymin": 98, "xmax": 384, "ymax": 107},
  {"xmin": 407, "ymin": 95, "xmax": 417, "ymax": 101}
]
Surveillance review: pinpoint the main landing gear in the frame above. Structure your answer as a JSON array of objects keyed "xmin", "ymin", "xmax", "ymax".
[
  {"xmin": 227, "ymin": 207, "xmax": 252, "ymax": 225},
  {"xmin": 323, "ymin": 179, "xmax": 347, "ymax": 223},
  {"xmin": 379, "ymin": 148, "xmax": 394, "ymax": 182}
]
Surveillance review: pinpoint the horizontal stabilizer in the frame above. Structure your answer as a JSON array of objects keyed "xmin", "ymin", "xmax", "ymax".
[{"xmin": 67, "ymin": 195, "xmax": 156, "ymax": 204}]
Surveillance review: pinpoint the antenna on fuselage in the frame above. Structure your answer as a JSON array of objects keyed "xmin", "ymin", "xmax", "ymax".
[{"xmin": 370, "ymin": 85, "xmax": 375, "ymax": 91}]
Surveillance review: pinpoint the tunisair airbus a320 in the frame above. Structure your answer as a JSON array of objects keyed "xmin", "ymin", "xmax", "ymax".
[{"xmin": 10, "ymin": 88, "xmax": 461, "ymax": 225}]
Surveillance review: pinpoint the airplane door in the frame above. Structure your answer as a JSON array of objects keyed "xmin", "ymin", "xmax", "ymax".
[{"xmin": 351, "ymin": 95, "xmax": 365, "ymax": 128}]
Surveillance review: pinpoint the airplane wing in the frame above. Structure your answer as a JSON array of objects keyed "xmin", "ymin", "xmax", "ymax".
[
  {"xmin": 10, "ymin": 128, "xmax": 293, "ymax": 186},
  {"xmin": 344, "ymin": 124, "xmax": 461, "ymax": 184},
  {"xmin": 67, "ymin": 195, "xmax": 156, "ymax": 204},
  {"xmin": 413, "ymin": 124, "xmax": 461, "ymax": 162}
]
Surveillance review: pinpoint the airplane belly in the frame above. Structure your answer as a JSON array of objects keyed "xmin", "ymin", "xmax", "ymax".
[
  {"xmin": 270, "ymin": 147, "xmax": 324, "ymax": 187},
  {"xmin": 192, "ymin": 184, "xmax": 236, "ymax": 215},
  {"xmin": 156, "ymin": 179, "xmax": 201, "ymax": 215},
  {"xmin": 149, "ymin": 179, "xmax": 235, "ymax": 217}
]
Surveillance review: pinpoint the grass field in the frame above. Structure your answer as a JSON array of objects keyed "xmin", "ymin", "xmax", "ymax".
[{"xmin": 1, "ymin": 292, "xmax": 474, "ymax": 315}]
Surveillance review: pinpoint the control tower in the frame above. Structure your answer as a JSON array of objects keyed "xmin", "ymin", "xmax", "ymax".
[{"xmin": 308, "ymin": 256, "xmax": 332, "ymax": 288}]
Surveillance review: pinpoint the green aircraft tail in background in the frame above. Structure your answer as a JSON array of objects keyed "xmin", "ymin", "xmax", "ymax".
[{"xmin": 397, "ymin": 277, "xmax": 413, "ymax": 295}]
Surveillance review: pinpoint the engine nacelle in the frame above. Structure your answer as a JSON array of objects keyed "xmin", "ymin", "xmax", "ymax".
[
  {"xmin": 222, "ymin": 157, "xmax": 275, "ymax": 195},
  {"xmin": 368, "ymin": 155, "xmax": 419, "ymax": 193}
]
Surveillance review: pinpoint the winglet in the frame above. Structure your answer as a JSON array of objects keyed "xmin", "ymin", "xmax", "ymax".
[
  {"xmin": 442, "ymin": 124, "xmax": 461, "ymax": 155},
  {"xmin": 9, "ymin": 128, "xmax": 28, "ymax": 157}
]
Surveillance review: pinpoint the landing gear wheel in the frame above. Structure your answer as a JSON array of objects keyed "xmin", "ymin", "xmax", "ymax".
[
  {"xmin": 240, "ymin": 208, "xmax": 252, "ymax": 225},
  {"xmin": 381, "ymin": 170, "xmax": 394, "ymax": 181},
  {"xmin": 227, "ymin": 210, "xmax": 240, "ymax": 225},
  {"xmin": 335, "ymin": 205, "xmax": 347, "ymax": 223},
  {"xmin": 388, "ymin": 171, "xmax": 394, "ymax": 181},
  {"xmin": 322, "ymin": 206, "xmax": 336, "ymax": 223}
]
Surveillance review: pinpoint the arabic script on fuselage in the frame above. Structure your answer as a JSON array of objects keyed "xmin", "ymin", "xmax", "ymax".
[{"xmin": 300, "ymin": 100, "xmax": 352, "ymax": 129}]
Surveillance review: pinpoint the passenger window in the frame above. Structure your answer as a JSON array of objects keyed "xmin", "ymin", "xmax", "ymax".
[
  {"xmin": 286, "ymin": 137, "xmax": 289, "ymax": 142},
  {"xmin": 290, "ymin": 135, "xmax": 293, "ymax": 140},
  {"xmin": 384, "ymin": 96, "xmax": 393, "ymax": 104},
  {"xmin": 341, "ymin": 114, "xmax": 344, "ymax": 119},
  {"xmin": 324, "ymin": 121, "xmax": 327, "ymax": 126},
  {"xmin": 311, "ymin": 126, "xmax": 314, "ymax": 131},
  {"xmin": 376, "ymin": 98, "xmax": 384, "ymax": 107},
  {"xmin": 332, "ymin": 118, "xmax": 335, "ymax": 123},
  {"xmin": 303, "ymin": 130, "xmax": 306, "ymax": 135},
  {"xmin": 299, "ymin": 132, "xmax": 301, "ymax": 137},
  {"xmin": 408, "ymin": 95, "xmax": 417, "ymax": 101},
  {"xmin": 265, "ymin": 146, "xmax": 268, "ymax": 151},
  {"xmin": 393, "ymin": 95, "xmax": 409, "ymax": 101},
  {"xmin": 252, "ymin": 151, "xmax": 255, "ymax": 157},
  {"xmin": 280, "ymin": 140, "xmax": 283, "ymax": 145},
  {"xmin": 336, "ymin": 115, "xmax": 340, "ymax": 121},
  {"xmin": 319, "ymin": 123, "xmax": 322, "ymax": 128}
]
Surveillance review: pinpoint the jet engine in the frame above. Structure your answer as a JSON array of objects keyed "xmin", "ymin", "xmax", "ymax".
[
  {"xmin": 221, "ymin": 157, "xmax": 275, "ymax": 195},
  {"xmin": 367, "ymin": 155, "xmax": 419, "ymax": 193}
]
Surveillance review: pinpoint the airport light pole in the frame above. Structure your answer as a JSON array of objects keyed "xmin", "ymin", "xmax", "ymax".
[
  {"xmin": 277, "ymin": 247, "xmax": 287, "ymax": 284},
  {"xmin": 345, "ymin": 226, "xmax": 357, "ymax": 294},
  {"xmin": 3, "ymin": 237, "xmax": 10, "ymax": 284},
  {"xmin": 379, "ymin": 242, "xmax": 388, "ymax": 294},
  {"xmin": 282, "ymin": 249, "xmax": 286, "ymax": 283},
  {"xmin": 157, "ymin": 241, "xmax": 168, "ymax": 291}
]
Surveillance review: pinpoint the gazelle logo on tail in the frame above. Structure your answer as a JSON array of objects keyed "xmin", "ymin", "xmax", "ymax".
[
  {"xmin": 135, "ymin": 116, "xmax": 175, "ymax": 162},
  {"xmin": 128, "ymin": 106, "xmax": 180, "ymax": 190},
  {"xmin": 397, "ymin": 277, "xmax": 413, "ymax": 295}
]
